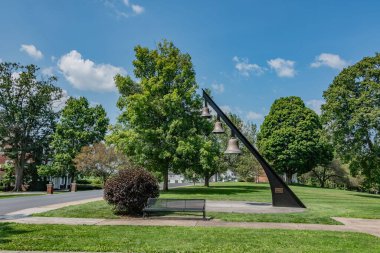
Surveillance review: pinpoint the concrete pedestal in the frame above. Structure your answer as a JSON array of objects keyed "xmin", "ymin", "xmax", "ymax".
[{"xmin": 71, "ymin": 182, "xmax": 77, "ymax": 192}]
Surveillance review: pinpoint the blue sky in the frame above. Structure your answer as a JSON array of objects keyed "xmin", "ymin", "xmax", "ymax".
[{"xmin": 1, "ymin": 0, "xmax": 379, "ymax": 126}]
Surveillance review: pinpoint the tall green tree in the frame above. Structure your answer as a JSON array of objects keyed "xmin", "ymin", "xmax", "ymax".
[
  {"xmin": 44, "ymin": 97, "xmax": 109, "ymax": 180},
  {"xmin": 0, "ymin": 62, "xmax": 62, "ymax": 191},
  {"xmin": 258, "ymin": 96, "xmax": 333, "ymax": 183},
  {"xmin": 322, "ymin": 53, "xmax": 380, "ymax": 191},
  {"xmin": 109, "ymin": 41, "xmax": 210, "ymax": 191}
]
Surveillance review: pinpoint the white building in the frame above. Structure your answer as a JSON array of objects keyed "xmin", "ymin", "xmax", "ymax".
[{"xmin": 168, "ymin": 172, "xmax": 185, "ymax": 184}]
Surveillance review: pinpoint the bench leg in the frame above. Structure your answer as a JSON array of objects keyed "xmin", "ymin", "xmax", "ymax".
[{"xmin": 203, "ymin": 211, "xmax": 206, "ymax": 220}]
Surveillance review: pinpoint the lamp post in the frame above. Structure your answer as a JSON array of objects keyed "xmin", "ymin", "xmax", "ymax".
[{"xmin": 201, "ymin": 89, "xmax": 306, "ymax": 208}]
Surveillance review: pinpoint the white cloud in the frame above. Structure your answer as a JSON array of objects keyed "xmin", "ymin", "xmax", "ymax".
[
  {"xmin": 267, "ymin": 58, "xmax": 296, "ymax": 77},
  {"xmin": 52, "ymin": 89, "xmax": 70, "ymax": 112},
  {"xmin": 311, "ymin": 53, "xmax": 348, "ymax": 70},
  {"xmin": 42, "ymin": 67, "xmax": 54, "ymax": 76},
  {"xmin": 11, "ymin": 72, "xmax": 20, "ymax": 79},
  {"xmin": 233, "ymin": 56, "xmax": 264, "ymax": 77},
  {"xmin": 220, "ymin": 105, "xmax": 232, "ymax": 114},
  {"xmin": 246, "ymin": 111, "xmax": 263, "ymax": 120},
  {"xmin": 131, "ymin": 4, "xmax": 144, "ymax": 14},
  {"xmin": 306, "ymin": 99, "xmax": 324, "ymax": 115},
  {"xmin": 58, "ymin": 50, "xmax": 125, "ymax": 92},
  {"xmin": 20, "ymin": 44, "xmax": 43, "ymax": 60},
  {"xmin": 103, "ymin": 0, "xmax": 144, "ymax": 18},
  {"xmin": 211, "ymin": 83, "xmax": 224, "ymax": 93}
]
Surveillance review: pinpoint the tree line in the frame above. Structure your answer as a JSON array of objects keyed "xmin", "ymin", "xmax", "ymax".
[{"xmin": 0, "ymin": 42, "xmax": 379, "ymax": 193}]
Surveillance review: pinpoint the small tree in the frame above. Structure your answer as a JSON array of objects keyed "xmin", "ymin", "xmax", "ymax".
[
  {"xmin": 74, "ymin": 142, "xmax": 129, "ymax": 183},
  {"xmin": 310, "ymin": 159, "xmax": 347, "ymax": 188}
]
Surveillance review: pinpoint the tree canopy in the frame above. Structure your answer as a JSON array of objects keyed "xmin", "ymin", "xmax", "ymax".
[
  {"xmin": 74, "ymin": 142, "xmax": 129, "ymax": 183},
  {"xmin": 0, "ymin": 62, "xmax": 63, "ymax": 191},
  {"xmin": 42, "ymin": 97, "xmax": 109, "ymax": 179},
  {"xmin": 322, "ymin": 53, "xmax": 380, "ymax": 191},
  {"xmin": 258, "ymin": 96, "xmax": 333, "ymax": 182},
  {"xmin": 109, "ymin": 40, "xmax": 212, "ymax": 190}
]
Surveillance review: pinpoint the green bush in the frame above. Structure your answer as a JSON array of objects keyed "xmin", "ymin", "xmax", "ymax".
[
  {"xmin": 76, "ymin": 179, "xmax": 92, "ymax": 184},
  {"xmin": 104, "ymin": 168, "xmax": 159, "ymax": 215},
  {"xmin": 76, "ymin": 184, "xmax": 103, "ymax": 191}
]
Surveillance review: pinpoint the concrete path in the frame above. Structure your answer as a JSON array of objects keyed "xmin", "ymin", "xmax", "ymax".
[
  {"xmin": 0, "ymin": 190, "xmax": 103, "ymax": 215},
  {"xmin": 2, "ymin": 199, "xmax": 304, "ymax": 217},
  {"xmin": 0, "ymin": 216, "xmax": 379, "ymax": 237},
  {"xmin": 207, "ymin": 200, "xmax": 305, "ymax": 213},
  {"xmin": 1, "ymin": 197, "xmax": 103, "ymax": 218},
  {"xmin": 0, "ymin": 183, "xmax": 193, "ymax": 216}
]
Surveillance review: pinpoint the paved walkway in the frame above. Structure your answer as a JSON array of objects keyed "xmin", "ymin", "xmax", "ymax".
[
  {"xmin": 0, "ymin": 190, "xmax": 103, "ymax": 215},
  {"xmin": 0, "ymin": 190, "xmax": 378, "ymax": 239},
  {"xmin": 1, "ymin": 215, "xmax": 379, "ymax": 238},
  {"xmin": 1, "ymin": 197, "xmax": 103, "ymax": 218},
  {"xmin": 207, "ymin": 200, "xmax": 305, "ymax": 213}
]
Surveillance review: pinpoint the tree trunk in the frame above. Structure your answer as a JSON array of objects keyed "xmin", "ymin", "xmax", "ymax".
[
  {"xmin": 285, "ymin": 172, "xmax": 293, "ymax": 184},
  {"xmin": 13, "ymin": 162, "xmax": 24, "ymax": 192},
  {"xmin": 163, "ymin": 169, "xmax": 169, "ymax": 191},
  {"xmin": 204, "ymin": 175, "xmax": 210, "ymax": 187}
]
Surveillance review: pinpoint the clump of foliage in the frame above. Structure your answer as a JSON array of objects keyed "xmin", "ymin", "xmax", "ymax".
[
  {"xmin": 0, "ymin": 163, "xmax": 15, "ymax": 191},
  {"xmin": 300, "ymin": 159, "xmax": 362, "ymax": 190},
  {"xmin": 39, "ymin": 97, "xmax": 109, "ymax": 180},
  {"xmin": 258, "ymin": 96, "xmax": 333, "ymax": 183},
  {"xmin": 322, "ymin": 53, "xmax": 380, "ymax": 192},
  {"xmin": 74, "ymin": 142, "xmax": 130, "ymax": 183},
  {"xmin": 104, "ymin": 167, "xmax": 159, "ymax": 215}
]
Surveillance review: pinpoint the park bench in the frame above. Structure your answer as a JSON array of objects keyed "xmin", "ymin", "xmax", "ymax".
[{"xmin": 143, "ymin": 198, "xmax": 206, "ymax": 220}]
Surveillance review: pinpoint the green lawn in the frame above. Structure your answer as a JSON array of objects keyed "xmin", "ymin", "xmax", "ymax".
[
  {"xmin": 0, "ymin": 194, "xmax": 45, "ymax": 199},
  {"xmin": 36, "ymin": 182, "xmax": 380, "ymax": 224},
  {"xmin": 1, "ymin": 223, "xmax": 379, "ymax": 253}
]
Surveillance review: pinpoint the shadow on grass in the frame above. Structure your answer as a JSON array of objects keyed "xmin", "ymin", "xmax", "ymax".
[
  {"xmin": 144, "ymin": 211, "xmax": 206, "ymax": 220},
  {"xmin": 161, "ymin": 184, "xmax": 270, "ymax": 196},
  {"xmin": 350, "ymin": 193, "xmax": 380, "ymax": 199},
  {"xmin": 245, "ymin": 202, "xmax": 271, "ymax": 206},
  {"xmin": 0, "ymin": 223, "xmax": 29, "ymax": 244}
]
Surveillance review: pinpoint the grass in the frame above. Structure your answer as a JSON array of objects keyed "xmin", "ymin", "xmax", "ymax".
[
  {"xmin": 1, "ymin": 223, "xmax": 379, "ymax": 253},
  {"xmin": 36, "ymin": 182, "xmax": 380, "ymax": 225},
  {"xmin": 0, "ymin": 194, "xmax": 45, "ymax": 199}
]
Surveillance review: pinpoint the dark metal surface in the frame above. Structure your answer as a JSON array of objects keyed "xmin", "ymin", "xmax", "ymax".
[
  {"xmin": 143, "ymin": 198, "xmax": 206, "ymax": 219},
  {"xmin": 202, "ymin": 90, "xmax": 306, "ymax": 208}
]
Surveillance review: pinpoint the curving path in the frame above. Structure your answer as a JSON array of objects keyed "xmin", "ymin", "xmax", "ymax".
[{"xmin": 1, "ymin": 216, "xmax": 379, "ymax": 238}]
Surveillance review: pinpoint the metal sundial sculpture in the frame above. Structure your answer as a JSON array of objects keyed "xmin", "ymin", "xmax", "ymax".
[{"xmin": 201, "ymin": 89, "xmax": 306, "ymax": 208}]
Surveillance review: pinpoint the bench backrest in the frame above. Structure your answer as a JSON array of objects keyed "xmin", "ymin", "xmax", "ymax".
[{"xmin": 146, "ymin": 198, "xmax": 205, "ymax": 210}]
